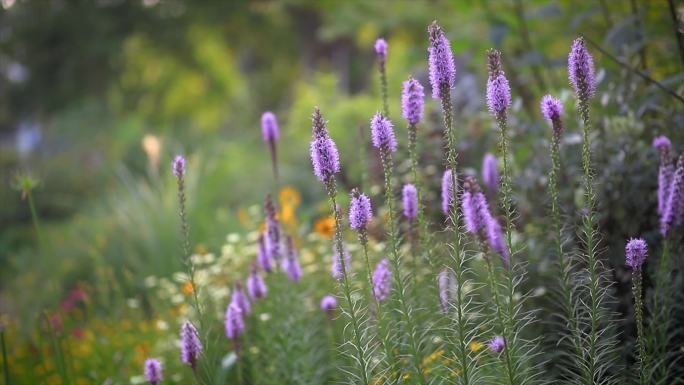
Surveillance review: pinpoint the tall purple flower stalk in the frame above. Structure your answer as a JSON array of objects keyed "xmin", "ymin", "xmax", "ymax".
[
  {"xmin": 349, "ymin": 189, "xmax": 373, "ymax": 231},
  {"xmin": 180, "ymin": 321, "xmax": 202, "ymax": 371},
  {"xmin": 486, "ymin": 50, "xmax": 511, "ymax": 116},
  {"xmin": 653, "ymin": 136, "xmax": 673, "ymax": 216},
  {"xmin": 247, "ymin": 264, "xmax": 267, "ymax": 300},
  {"xmin": 310, "ymin": 107, "xmax": 341, "ymax": 184},
  {"xmin": 372, "ymin": 258, "xmax": 392, "ymax": 302},
  {"xmin": 282, "ymin": 235, "xmax": 302, "ymax": 282},
  {"xmin": 231, "ymin": 283, "xmax": 252, "ymax": 316},
  {"xmin": 225, "ymin": 301, "xmax": 245, "ymax": 342},
  {"xmin": 568, "ymin": 37, "xmax": 596, "ymax": 101},
  {"xmin": 462, "ymin": 176, "xmax": 491, "ymax": 235},
  {"xmin": 427, "ymin": 21, "xmax": 455, "ymax": 99},
  {"xmin": 264, "ymin": 194, "xmax": 281, "ymax": 262},
  {"xmin": 662, "ymin": 155, "xmax": 684, "ymax": 237},
  {"xmin": 402, "ymin": 184, "xmax": 418, "ymax": 220},
  {"xmin": 441, "ymin": 169, "xmax": 455, "ymax": 215},
  {"xmin": 331, "ymin": 238, "xmax": 351, "ymax": 281},
  {"xmin": 261, "ymin": 111, "xmax": 280, "ymax": 179},
  {"xmin": 257, "ymin": 234, "xmax": 272, "ymax": 272},
  {"xmin": 626, "ymin": 238, "xmax": 648, "ymax": 271},
  {"xmin": 482, "ymin": 153, "xmax": 499, "ymax": 194},
  {"xmin": 626, "ymin": 237, "xmax": 648, "ymax": 384},
  {"xmin": 402, "ymin": 77, "xmax": 425, "ymax": 126},
  {"xmin": 144, "ymin": 358, "xmax": 162, "ymax": 385},
  {"xmin": 370, "ymin": 113, "xmax": 397, "ymax": 153},
  {"xmin": 487, "ymin": 217, "xmax": 509, "ymax": 267},
  {"xmin": 438, "ymin": 267, "xmax": 457, "ymax": 314}
]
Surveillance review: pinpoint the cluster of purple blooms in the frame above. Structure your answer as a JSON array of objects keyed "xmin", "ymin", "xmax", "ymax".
[
  {"xmin": 654, "ymin": 136, "xmax": 684, "ymax": 237},
  {"xmin": 461, "ymin": 176, "xmax": 509, "ymax": 265}
]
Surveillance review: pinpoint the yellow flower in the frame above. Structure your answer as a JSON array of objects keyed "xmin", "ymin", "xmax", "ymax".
[
  {"xmin": 279, "ymin": 186, "xmax": 301, "ymax": 207},
  {"xmin": 195, "ymin": 244, "xmax": 207, "ymax": 254},
  {"xmin": 237, "ymin": 207, "xmax": 250, "ymax": 228},
  {"xmin": 469, "ymin": 341, "xmax": 484, "ymax": 352},
  {"xmin": 314, "ymin": 216, "xmax": 335, "ymax": 239},
  {"xmin": 181, "ymin": 282, "xmax": 194, "ymax": 296}
]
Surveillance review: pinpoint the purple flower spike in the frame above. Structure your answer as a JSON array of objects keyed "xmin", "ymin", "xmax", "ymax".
[
  {"xmin": 257, "ymin": 234, "xmax": 272, "ymax": 273},
  {"xmin": 231, "ymin": 283, "xmax": 252, "ymax": 316},
  {"xmin": 402, "ymin": 184, "xmax": 418, "ymax": 220},
  {"xmin": 540, "ymin": 95, "xmax": 563, "ymax": 122},
  {"xmin": 486, "ymin": 49, "xmax": 511, "ymax": 115},
  {"xmin": 144, "ymin": 358, "xmax": 162, "ymax": 385},
  {"xmin": 438, "ymin": 267, "xmax": 457, "ymax": 314},
  {"xmin": 625, "ymin": 238, "xmax": 648, "ymax": 270},
  {"xmin": 320, "ymin": 295, "xmax": 337, "ymax": 319},
  {"xmin": 264, "ymin": 195, "xmax": 281, "ymax": 262},
  {"xmin": 568, "ymin": 37, "xmax": 596, "ymax": 100},
  {"xmin": 247, "ymin": 264, "xmax": 267, "ymax": 300},
  {"xmin": 331, "ymin": 239, "xmax": 351, "ymax": 281},
  {"xmin": 654, "ymin": 136, "xmax": 674, "ymax": 216},
  {"xmin": 261, "ymin": 111, "xmax": 280, "ymax": 142},
  {"xmin": 653, "ymin": 136, "xmax": 672, "ymax": 150},
  {"xmin": 462, "ymin": 176, "xmax": 492, "ymax": 235},
  {"xmin": 180, "ymin": 321, "xmax": 202, "ymax": 370},
  {"xmin": 310, "ymin": 107, "xmax": 341, "ymax": 183},
  {"xmin": 662, "ymin": 155, "xmax": 684, "ymax": 236},
  {"xmin": 283, "ymin": 236, "xmax": 302, "ymax": 282},
  {"xmin": 349, "ymin": 189, "xmax": 373, "ymax": 231},
  {"xmin": 372, "ymin": 258, "xmax": 392, "ymax": 302},
  {"xmin": 482, "ymin": 153, "xmax": 499, "ymax": 194},
  {"xmin": 172, "ymin": 155, "xmax": 186, "ymax": 178},
  {"xmin": 441, "ymin": 169, "xmax": 455, "ymax": 215},
  {"xmin": 487, "ymin": 217, "xmax": 510, "ymax": 267},
  {"xmin": 428, "ymin": 21, "xmax": 456, "ymax": 99},
  {"xmin": 225, "ymin": 301, "xmax": 245, "ymax": 341},
  {"xmin": 402, "ymin": 77, "xmax": 425, "ymax": 125},
  {"xmin": 488, "ymin": 336, "xmax": 505, "ymax": 353},
  {"xmin": 370, "ymin": 113, "xmax": 397, "ymax": 153},
  {"xmin": 375, "ymin": 38, "xmax": 388, "ymax": 63}
]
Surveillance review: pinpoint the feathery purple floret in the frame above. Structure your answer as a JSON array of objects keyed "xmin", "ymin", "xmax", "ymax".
[
  {"xmin": 438, "ymin": 267, "xmax": 456, "ymax": 314},
  {"xmin": 653, "ymin": 136, "xmax": 672, "ymax": 150},
  {"xmin": 144, "ymin": 358, "xmax": 162, "ymax": 385},
  {"xmin": 231, "ymin": 283, "xmax": 252, "ymax": 316},
  {"xmin": 261, "ymin": 111, "xmax": 280, "ymax": 142},
  {"xmin": 540, "ymin": 95, "xmax": 563, "ymax": 122},
  {"xmin": 462, "ymin": 176, "xmax": 491, "ymax": 234},
  {"xmin": 331, "ymin": 239, "xmax": 351, "ymax": 281},
  {"xmin": 428, "ymin": 21, "xmax": 456, "ymax": 99},
  {"xmin": 372, "ymin": 258, "xmax": 392, "ymax": 302},
  {"xmin": 482, "ymin": 153, "xmax": 499, "ymax": 194},
  {"xmin": 172, "ymin": 155, "xmax": 186, "ymax": 178},
  {"xmin": 349, "ymin": 189, "xmax": 373, "ymax": 231},
  {"xmin": 283, "ymin": 236, "xmax": 302, "ymax": 282},
  {"xmin": 257, "ymin": 234, "xmax": 272, "ymax": 272},
  {"xmin": 180, "ymin": 321, "xmax": 202, "ymax": 369},
  {"xmin": 374, "ymin": 38, "xmax": 388, "ymax": 63},
  {"xmin": 247, "ymin": 265, "xmax": 267, "ymax": 299},
  {"xmin": 662, "ymin": 156, "xmax": 684, "ymax": 236},
  {"xmin": 370, "ymin": 113, "xmax": 397, "ymax": 152},
  {"xmin": 441, "ymin": 169, "xmax": 455, "ymax": 215},
  {"xmin": 225, "ymin": 301, "xmax": 245, "ymax": 341},
  {"xmin": 486, "ymin": 49, "xmax": 511, "ymax": 115},
  {"xmin": 264, "ymin": 195, "xmax": 281, "ymax": 262},
  {"xmin": 568, "ymin": 37, "xmax": 596, "ymax": 100},
  {"xmin": 310, "ymin": 108, "xmax": 341, "ymax": 183},
  {"xmin": 402, "ymin": 77, "xmax": 425, "ymax": 125},
  {"xmin": 320, "ymin": 295, "xmax": 337, "ymax": 311},
  {"xmin": 654, "ymin": 135, "xmax": 674, "ymax": 216},
  {"xmin": 402, "ymin": 184, "xmax": 418, "ymax": 219},
  {"xmin": 488, "ymin": 336, "xmax": 505, "ymax": 353},
  {"xmin": 625, "ymin": 238, "xmax": 648, "ymax": 270}
]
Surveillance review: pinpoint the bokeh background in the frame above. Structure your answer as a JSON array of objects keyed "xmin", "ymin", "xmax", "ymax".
[{"xmin": 1, "ymin": 0, "xmax": 683, "ymax": 384}]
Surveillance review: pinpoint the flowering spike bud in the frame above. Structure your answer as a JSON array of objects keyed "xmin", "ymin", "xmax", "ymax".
[
  {"xmin": 264, "ymin": 194, "xmax": 281, "ymax": 262},
  {"xmin": 540, "ymin": 94, "xmax": 564, "ymax": 137},
  {"xmin": 374, "ymin": 38, "xmax": 388, "ymax": 63},
  {"xmin": 441, "ymin": 169, "xmax": 456, "ymax": 215},
  {"xmin": 261, "ymin": 111, "xmax": 279, "ymax": 141},
  {"xmin": 320, "ymin": 294, "xmax": 337, "ymax": 320},
  {"xmin": 225, "ymin": 301, "xmax": 245, "ymax": 341},
  {"xmin": 331, "ymin": 239, "xmax": 351, "ymax": 281},
  {"xmin": 438, "ymin": 267, "xmax": 457, "ymax": 314},
  {"xmin": 402, "ymin": 77, "xmax": 425, "ymax": 125},
  {"xmin": 488, "ymin": 336, "xmax": 505, "ymax": 353},
  {"xmin": 247, "ymin": 264, "xmax": 267, "ymax": 299},
  {"xmin": 349, "ymin": 188, "xmax": 373, "ymax": 231},
  {"xmin": 310, "ymin": 107, "xmax": 341, "ymax": 182},
  {"xmin": 653, "ymin": 135, "xmax": 673, "ymax": 216},
  {"xmin": 231, "ymin": 282, "xmax": 252, "ymax": 316},
  {"xmin": 662, "ymin": 155, "xmax": 684, "ymax": 236},
  {"xmin": 482, "ymin": 153, "xmax": 499, "ymax": 194},
  {"xmin": 370, "ymin": 113, "xmax": 397, "ymax": 152},
  {"xmin": 257, "ymin": 234, "xmax": 272, "ymax": 272},
  {"xmin": 144, "ymin": 358, "xmax": 162, "ymax": 385},
  {"xmin": 402, "ymin": 184, "xmax": 418, "ymax": 220},
  {"xmin": 281, "ymin": 235, "xmax": 302, "ymax": 282},
  {"xmin": 428, "ymin": 21, "xmax": 456, "ymax": 99},
  {"xmin": 568, "ymin": 37, "xmax": 596, "ymax": 100},
  {"xmin": 180, "ymin": 321, "xmax": 202, "ymax": 370},
  {"xmin": 625, "ymin": 238, "xmax": 648, "ymax": 270},
  {"xmin": 486, "ymin": 49, "xmax": 511, "ymax": 115},
  {"xmin": 172, "ymin": 155, "xmax": 186, "ymax": 178},
  {"xmin": 462, "ymin": 176, "xmax": 492, "ymax": 235},
  {"xmin": 372, "ymin": 258, "xmax": 392, "ymax": 302}
]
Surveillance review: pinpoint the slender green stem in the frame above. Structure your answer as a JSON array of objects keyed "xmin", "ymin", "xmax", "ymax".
[
  {"xmin": 27, "ymin": 191, "xmax": 42, "ymax": 247},
  {"xmin": 42, "ymin": 312, "xmax": 70, "ymax": 385},
  {"xmin": 176, "ymin": 175, "xmax": 203, "ymax": 322},
  {"xmin": 407, "ymin": 122, "xmax": 434, "ymax": 266},
  {"xmin": 1, "ymin": 330, "xmax": 10, "ymax": 385},
  {"xmin": 380, "ymin": 62, "xmax": 389, "ymax": 117},
  {"xmin": 633, "ymin": 269, "xmax": 647, "ymax": 385},
  {"xmin": 651, "ymin": 238, "xmax": 672, "ymax": 383},
  {"xmin": 379, "ymin": 148, "xmax": 425, "ymax": 384},
  {"xmin": 484, "ymin": 254, "xmax": 516, "ymax": 385}
]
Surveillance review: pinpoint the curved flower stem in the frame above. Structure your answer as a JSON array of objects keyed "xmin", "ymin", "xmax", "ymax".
[
  {"xmin": 379, "ymin": 148, "xmax": 425, "ymax": 384},
  {"xmin": 632, "ymin": 269, "xmax": 647, "ymax": 385},
  {"xmin": 176, "ymin": 174, "xmax": 203, "ymax": 322},
  {"xmin": 484, "ymin": 254, "xmax": 516, "ymax": 385}
]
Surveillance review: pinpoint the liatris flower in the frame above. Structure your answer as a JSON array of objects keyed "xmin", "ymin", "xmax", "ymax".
[
  {"xmin": 488, "ymin": 336, "xmax": 505, "ymax": 353},
  {"xmin": 568, "ymin": 37, "xmax": 596, "ymax": 100},
  {"xmin": 264, "ymin": 194, "xmax": 281, "ymax": 262},
  {"xmin": 180, "ymin": 321, "xmax": 202, "ymax": 370},
  {"xmin": 441, "ymin": 169, "xmax": 455, "ymax": 215},
  {"xmin": 653, "ymin": 135, "xmax": 673, "ymax": 216},
  {"xmin": 349, "ymin": 188, "xmax": 373, "ymax": 231},
  {"xmin": 427, "ymin": 21, "xmax": 456, "ymax": 99},
  {"xmin": 661, "ymin": 155, "xmax": 684, "ymax": 236},
  {"xmin": 256, "ymin": 234, "xmax": 272, "ymax": 272},
  {"xmin": 321, "ymin": 295, "xmax": 337, "ymax": 319},
  {"xmin": 261, "ymin": 111, "xmax": 280, "ymax": 179},
  {"xmin": 310, "ymin": 107, "xmax": 341, "ymax": 183},
  {"xmin": 231, "ymin": 283, "xmax": 252, "ymax": 316},
  {"xmin": 486, "ymin": 49, "xmax": 512, "ymax": 116},
  {"xmin": 374, "ymin": 38, "xmax": 388, "ymax": 64},
  {"xmin": 487, "ymin": 217, "xmax": 510, "ymax": 267},
  {"xmin": 462, "ymin": 176, "xmax": 492, "ymax": 235},
  {"xmin": 370, "ymin": 113, "xmax": 397, "ymax": 153},
  {"xmin": 282, "ymin": 235, "xmax": 302, "ymax": 282},
  {"xmin": 402, "ymin": 184, "xmax": 418, "ymax": 220},
  {"xmin": 225, "ymin": 301, "xmax": 245, "ymax": 341},
  {"xmin": 331, "ymin": 239, "xmax": 351, "ymax": 281},
  {"xmin": 626, "ymin": 238, "xmax": 648, "ymax": 270},
  {"xmin": 372, "ymin": 258, "xmax": 392, "ymax": 302},
  {"xmin": 247, "ymin": 264, "xmax": 267, "ymax": 299},
  {"xmin": 144, "ymin": 358, "xmax": 162, "ymax": 385},
  {"xmin": 482, "ymin": 153, "xmax": 499, "ymax": 194},
  {"xmin": 540, "ymin": 94, "xmax": 564, "ymax": 137},
  {"xmin": 438, "ymin": 267, "xmax": 457, "ymax": 313},
  {"xmin": 172, "ymin": 155, "xmax": 186, "ymax": 178},
  {"xmin": 402, "ymin": 77, "xmax": 425, "ymax": 125}
]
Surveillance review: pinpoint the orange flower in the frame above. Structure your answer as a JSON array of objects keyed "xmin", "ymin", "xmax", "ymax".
[
  {"xmin": 181, "ymin": 282, "xmax": 194, "ymax": 296},
  {"xmin": 279, "ymin": 186, "xmax": 301, "ymax": 208},
  {"xmin": 314, "ymin": 216, "xmax": 335, "ymax": 239}
]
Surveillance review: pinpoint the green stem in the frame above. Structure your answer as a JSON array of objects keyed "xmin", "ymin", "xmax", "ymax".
[
  {"xmin": 408, "ymin": 122, "xmax": 433, "ymax": 266},
  {"xmin": 484, "ymin": 255, "xmax": 516, "ymax": 385},
  {"xmin": 177, "ymin": 176, "xmax": 203, "ymax": 322},
  {"xmin": 1, "ymin": 330, "xmax": 10, "ymax": 385},
  {"xmin": 27, "ymin": 191, "xmax": 43, "ymax": 249},
  {"xmin": 651, "ymin": 238, "xmax": 672, "ymax": 382},
  {"xmin": 633, "ymin": 269, "xmax": 647, "ymax": 385},
  {"xmin": 380, "ymin": 61, "xmax": 389, "ymax": 117}
]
